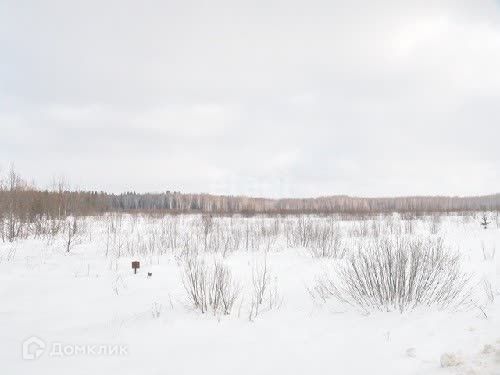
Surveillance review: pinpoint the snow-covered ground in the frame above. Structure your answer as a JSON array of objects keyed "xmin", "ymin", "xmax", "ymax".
[{"xmin": 1, "ymin": 214, "xmax": 499, "ymax": 375}]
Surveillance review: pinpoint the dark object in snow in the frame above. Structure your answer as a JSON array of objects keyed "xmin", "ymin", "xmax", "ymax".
[
  {"xmin": 132, "ymin": 261, "xmax": 140, "ymax": 274},
  {"xmin": 147, "ymin": 272, "xmax": 153, "ymax": 277},
  {"xmin": 481, "ymin": 214, "xmax": 490, "ymax": 229}
]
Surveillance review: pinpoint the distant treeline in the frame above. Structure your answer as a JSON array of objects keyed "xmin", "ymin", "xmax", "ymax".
[{"xmin": 1, "ymin": 168, "xmax": 499, "ymax": 220}]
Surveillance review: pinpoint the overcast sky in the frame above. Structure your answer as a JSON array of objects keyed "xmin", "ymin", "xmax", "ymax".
[{"xmin": 1, "ymin": 0, "xmax": 499, "ymax": 197}]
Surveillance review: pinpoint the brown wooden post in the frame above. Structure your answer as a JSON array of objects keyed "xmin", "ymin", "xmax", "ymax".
[{"xmin": 132, "ymin": 261, "xmax": 140, "ymax": 274}]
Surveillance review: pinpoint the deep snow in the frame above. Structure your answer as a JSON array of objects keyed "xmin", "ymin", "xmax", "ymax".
[{"xmin": 1, "ymin": 214, "xmax": 499, "ymax": 375}]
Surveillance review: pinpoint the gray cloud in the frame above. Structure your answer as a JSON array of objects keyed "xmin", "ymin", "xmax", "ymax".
[{"xmin": 1, "ymin": 0, "xmax": 499, "ymax": 197}]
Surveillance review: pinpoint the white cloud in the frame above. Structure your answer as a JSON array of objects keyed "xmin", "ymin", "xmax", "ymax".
[{"xmin": 1, "ymin": 0, "xmax": 499, "ymax": 196}]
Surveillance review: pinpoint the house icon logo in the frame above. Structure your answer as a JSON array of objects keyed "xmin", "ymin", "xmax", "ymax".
[{"xmin": 22, "ymin": 336, "xmax": 46, "ymax": 360}]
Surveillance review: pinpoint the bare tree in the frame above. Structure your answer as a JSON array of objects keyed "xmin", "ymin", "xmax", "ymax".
[
  {"xmin": 4, "ymin": 166, "xmax": 24, "ymax": 242},
  {"xmin": 65, "ymin": 217, "xmax": 79, "ymax": 252}
]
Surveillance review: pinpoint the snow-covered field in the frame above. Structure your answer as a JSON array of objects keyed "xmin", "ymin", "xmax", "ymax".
[{"xmin": 1, "ymin": 213, "xmax": 499, "ymax": 375}]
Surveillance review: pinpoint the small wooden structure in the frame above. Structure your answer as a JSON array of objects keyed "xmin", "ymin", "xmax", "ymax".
[{"xmin": 132, "ymin": 261, "xmax": 140, "ymax": 274}]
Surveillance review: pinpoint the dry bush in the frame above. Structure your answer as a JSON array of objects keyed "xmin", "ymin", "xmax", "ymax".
[
  {"xmin": 201, "ymin": 214, "xmax": 213, "ymax": 251},
  {"xmin": 182, "ymin": 257, "xmax": 210, "ymax": 313},
  {"xmin": 482, "ymin": 279, "xmax": 495, "ymax": 304},
  {"xmin": 64, "ymin": 217, "xmax": 80, "ymax": 252},
  {"xmin": 382, "ymin": 216, "xmax": 403, "ymax": 236},
  {"xmin": 347, "ymin": 221, "xmax": 369, "ymax": 238},
  {"xmin": 286, "ymin": 216, "xmax": 345, "ymax": 258},
  {"xmin": 307, "ymin": 224, "xmax": 346, "ymax": 258},
  {"xmin": 0, "ymin": 243, "xmax": 16, "ymax": 263},
  {"xmin": 248, "ymin": 258, "xmax": 281, "ymax": 320},
  {"xmin": 182, "ymin": 257, "xmax": 240, "ymax": 315},
  {"xmin": 151, "ymin": 302, "xmax": 163, "ymax": 319},
  {"xmin": 371, "ymin": 219, "xmax": 382, "ymax": 238},
  {"xmin": 481, "ymin": 241, "xmax": 496, "ymax": 261},
  {"xmin": 403, "ymin": 218, "xmax": 415, "ymax": 235},
  {"xmin": 312, "ymin": 236, "xmax": 472, "ymax": 312},
  {"xmin": 209, "ymin": 261, "xmax": 240, "ymax": 315},
  {"xmin": 429, "ymin": 214, "xmax": 442, "ymax": 235},
  {"xmin": 286, "ymin": 215, "xmax": 314, "ymax": 248}
]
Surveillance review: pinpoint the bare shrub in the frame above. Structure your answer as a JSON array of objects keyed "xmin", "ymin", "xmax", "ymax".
[
  {"xmin": 480, "ymin": 213, "xmax": 490, "ymax": 229},
  {"xmin": 285, "ymin": 216, "xmax": 345, "ymax": 258},
  {"xmin": 182, "ymin": 257, "xmax": 209, "ymax": 313},
  {"xmin": 112, "ymin": 274, "xmax": 126, "ymax": 296},
  {"xmin": 286, "ymin": 215, "xmax": 314, "ymax": 248},
  {"xmin": 348, "ymin": 220, "xmax": 371, "ymax": 238},
  {"xmin": 2, "ymin": 167, "xmax": 25, "ymax": 242},
  {"xmin": 481, "ymin": 241, "xmax": 496, "ymax": 261},
  {"xmin": 65, "ymin": 217, "xmax": 80, "ymax": 252},
  {"xmin": 182, "ymin": 257, "xmax": 240, "ymax": 315},
  {"xmin": 482, "ymin": 279, "xmax": 495, "ymax": 304},
  {"xmin": 403, "ymin": 218, "xmax": 414, "ymax": 235},
  {"xmin": 383, "ymin": 216, "xmax": 403, "ymax": 236},
  {"xmin": 307, "ymin": 224, "xmax": 346, "ymax": 258},
  {"xmin": 151, "ymin": 302, "xmax": 163, "ymax": 319},
  {"xmin": 429, "ymin": 214, "xmax": 441, "ymax": 235},
  {"xmin": 209, "ymin": 262, "xmax": 240, "ymax": 315},
  {"xmin": 312, "ymin": 236, "xmax": 471, "ymax": 312},
  {"xmin": 371, "ymin": 219, "xmax": 382, "ymax": 238},
  {"xmin": 0, "ymin": 243, "xmax": 16, "ymax": 263},
  {"xmin": 248, "ymin": 258, "xmax": 281, "ymax": 320},
  {"xmin": 201, "ymin": 214, "xmax": 213, "ymax": 251}
]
